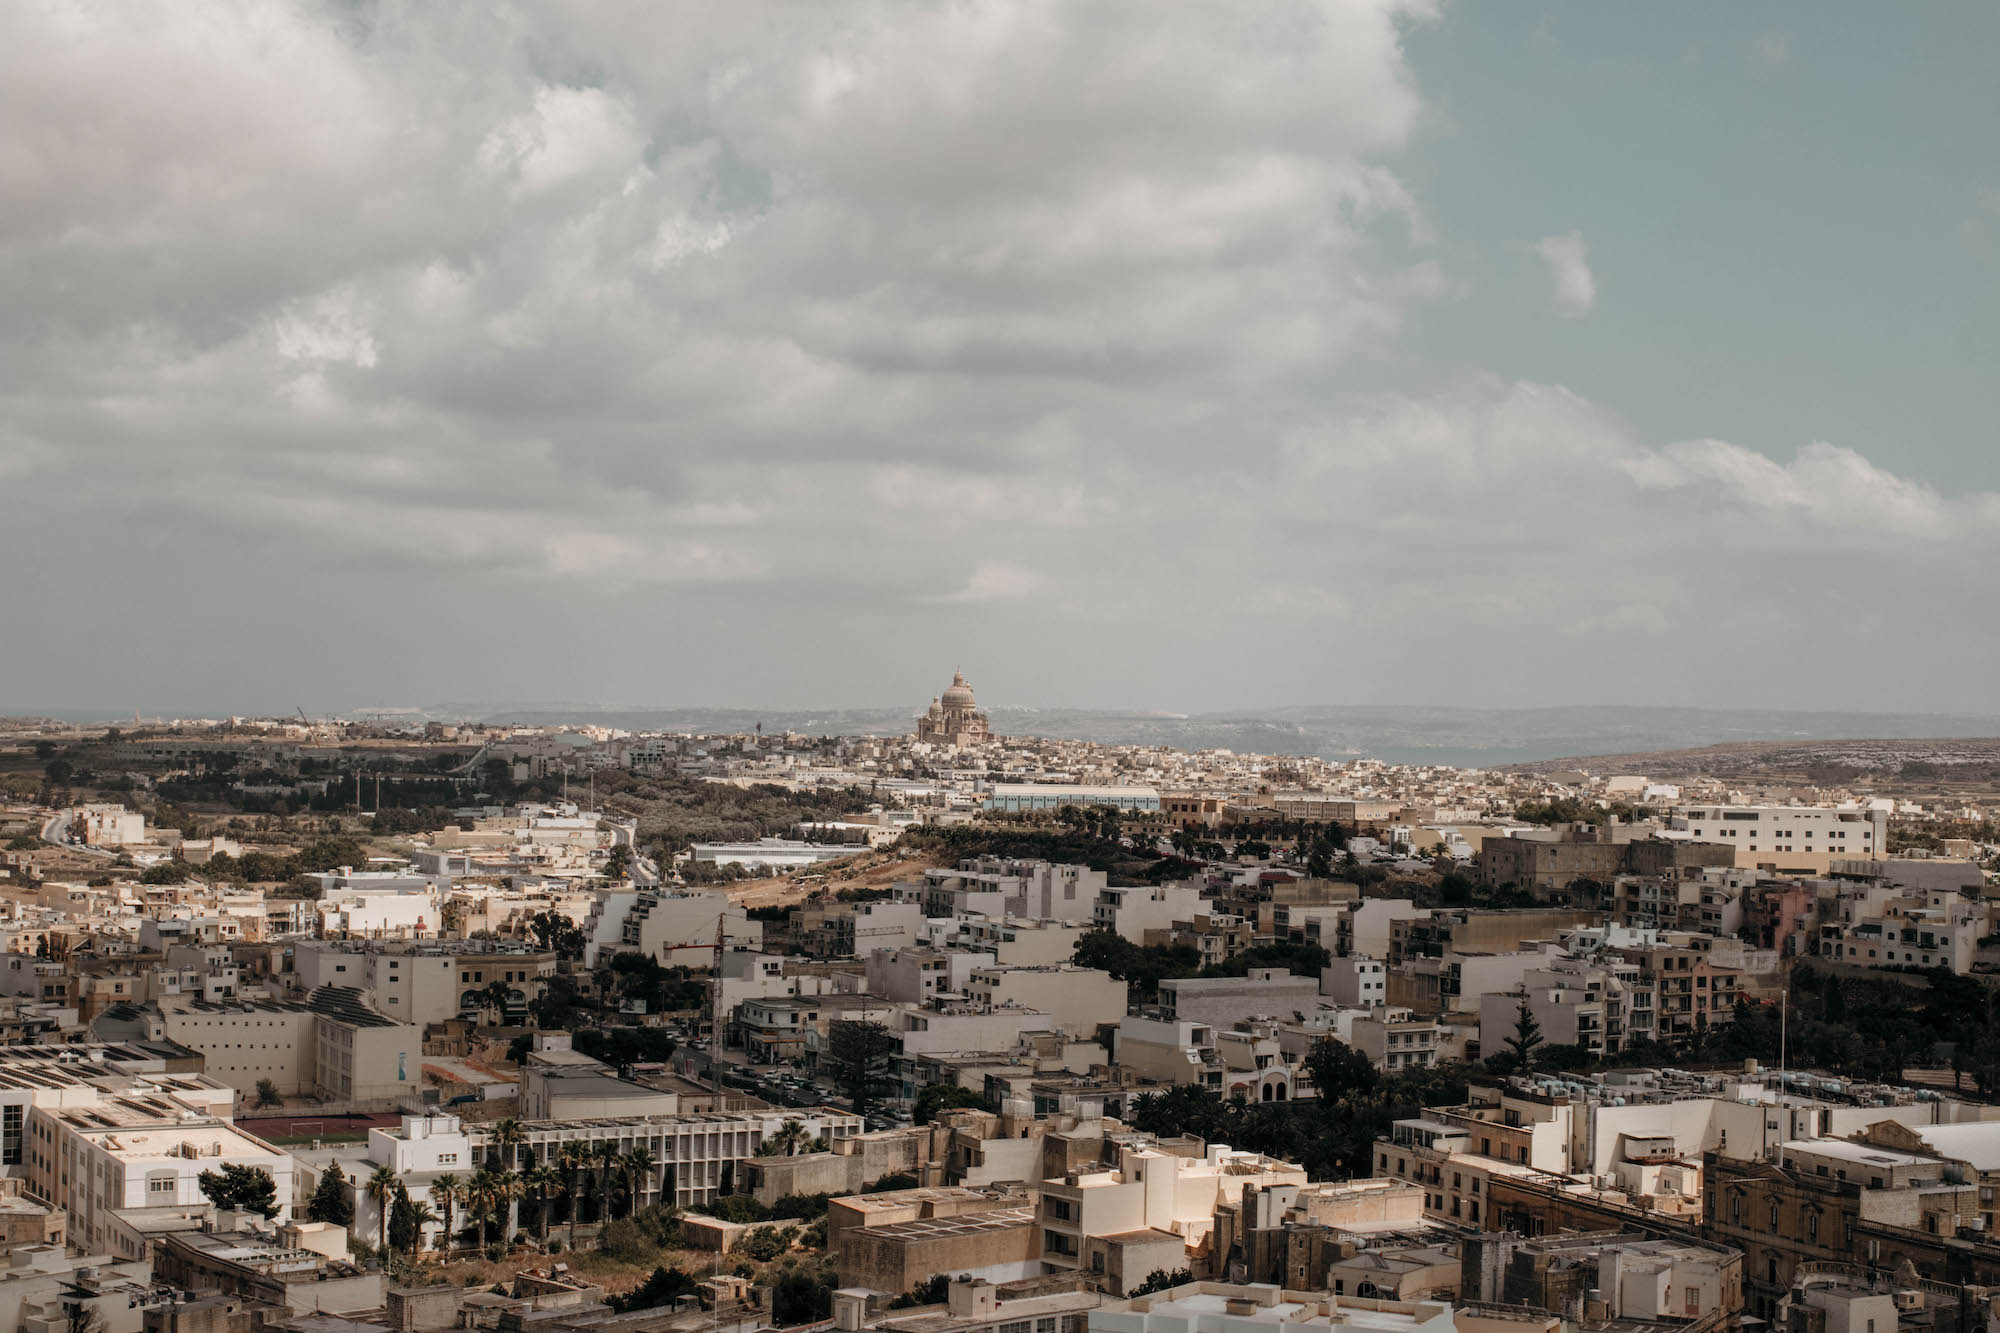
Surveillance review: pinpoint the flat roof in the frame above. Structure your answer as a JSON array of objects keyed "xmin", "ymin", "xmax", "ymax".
[
  {"xmin": 863, "ymin": 1207, "xmax": 1034, "ymax": 1241},
  {"xmin": 1782, "ymin": 1139, "xmax": 1930, "ymax": 1168}
]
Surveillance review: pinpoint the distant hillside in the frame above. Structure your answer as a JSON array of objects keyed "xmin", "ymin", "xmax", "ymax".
[{"xmin": 462, "ymin": 703, "xmax": 2000, "ymax": 769}]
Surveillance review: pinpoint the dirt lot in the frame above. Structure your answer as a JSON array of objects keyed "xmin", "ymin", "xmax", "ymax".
[{"xmin": 724, "ymin": 846, "xmax": 944, "ymax": 911}]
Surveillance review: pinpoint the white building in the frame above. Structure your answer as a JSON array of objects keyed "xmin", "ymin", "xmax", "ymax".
[
  {"xmin": 1321, "ymin": 958, "xmax": 1387, "ymax": 1009},
  {"xmin": 963, "ymin": 964, "xmax": 1127, "ymax": 1039},
  {"xmin": 28, "ymin": 1093, "xmax": 294, "ymax": 1261},
  {"xmin": 1674, "ymin": 804, "xmax": 1886, "ymax": 860},
  {"xmin": 1093, "ymin": 883, "xmax": 1207, "ymax": 938}
]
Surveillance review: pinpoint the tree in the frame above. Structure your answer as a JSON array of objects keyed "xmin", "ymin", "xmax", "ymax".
[
  {"xmin": 757, "ymin": 1118, "xmax": 811, "ymax": 1158},
  {"xmin": 1303, "ymin": 1037, "xmax": 1380, "ymax": 1103},
  {"xmin": 608, "ymin": 1265, "xmax": 697, "ymax": 1314},
  {"xmin": 366, "ymin": 1165, "xmax": 400, "ymax": 1252},
  {"xmin": 735, "ymin": 1224, "xmax": 793, "ymax": 1262},
  {"xmin": 624, "ymin": 1146, "xmax": 657, "ymax": 1217},
  {"xmin": 198, "ymin": 1163, "xmax": 279, "ymax": 1220},
  {"xmin": 490, "ymin": 1118, "xmax": 526, "ymax": 1171},
  {"xmin": 888, "ymin": 1275, "xmax": 953, "ymax": 1309},
  {"xmin": 431, "ymin": 1174, "xmax": 461, "ymax": 1251},
  {"xmin": 480, "ymin": 979, "xmax": 514, "ymax": 1025},
  {"xmin": 562, "ymin": 1142, "xmax": 588, "ymax": 1250},
  {"xmin": 591, "ymin": 1140, "xmax": 623, "ymax": 1221},
  {"xmin": 254, "ymin": 1079, "xmax": 282, "ymax": 1108},
  {"xmin": 824, "ymin": 1019, "xmax": 897, "ymax": 1116},
  {"xmin": 388, "ymin": 1183, "xmax": 420, "ymax": 1257},
  {"xmin": 772, "ymin": 1263, "xmax": 835, "ymax": 1324},
  {"xmin": 1130, "ymin": 1269, "xmax": 1192, "ymax": 1296},
  {"xmin": 914, "ymin": 1083, "xmax": 996, "ymax": 1124},
  {"xmin": 526, "ymin": 910, "xmax": 589, "ymax": 960},
  {"xmin": 406, "ymin": 1201, "xmax": 440, "ymax": 1257},
  {"xmin": 306, "ymin": 1163, "xmax": 353, "ymax": 1227},
  {"xmin": 1501, "ymin": 999, "xmax": 1545, "ymax": 1075},
  {"xmin": 524, "ymin": 1164, "xmax": 564, "ymax": 1243}
]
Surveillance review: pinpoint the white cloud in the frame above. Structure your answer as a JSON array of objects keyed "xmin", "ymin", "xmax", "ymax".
[
  {"xmin": 933, "ymin": 561, "xmax": 1047, "ymax": 605},
  {"xmin": 1535, "ymin": 231, "xmax": 1597, "ymax": 317},
  {"xmin": 0, "ymin": 2, "xmax": 1994, "ymax": 711}
]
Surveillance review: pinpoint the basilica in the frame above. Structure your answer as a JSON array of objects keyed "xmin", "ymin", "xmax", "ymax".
[{"xmin": 916, "ymin": 670, "xmax": 992, "ymax": 747}]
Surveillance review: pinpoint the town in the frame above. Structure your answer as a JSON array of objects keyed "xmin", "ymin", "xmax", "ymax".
[{"xmin": 0, "ymin": 674, "xmax": 1998, "ymax": 1333}]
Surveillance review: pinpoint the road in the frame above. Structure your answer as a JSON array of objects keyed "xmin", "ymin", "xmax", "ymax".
[{"xmin": 609, "ymin": 819, "xmax": 659, "ymax": 886}]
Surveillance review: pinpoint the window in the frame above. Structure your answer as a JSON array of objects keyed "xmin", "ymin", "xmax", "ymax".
[
  {"xmin": 0, "ymin": 1105, "xmax": 18, "ymax": 1167},
  {"xmin": 438, "ymin": 1153, "xmax": 459, "ymax": 1165}
]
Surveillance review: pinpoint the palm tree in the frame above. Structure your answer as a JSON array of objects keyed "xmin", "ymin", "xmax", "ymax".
[
  {"xmin": 561, "ymin": 1142, "xmax": 587, "ymax": 1250},
  {"xmin": 768, "ymin": 1112, "xmax": 808, "ymax": 1152},
  {"xmin": 407, "ymin": 1202, "xmax": 440, "ymax": 1258},
  {"xmin": 524, "ymin": 1164, "xmax": 563, "ymax": 1243},
  {"xmin": 430, "ymin": 1173, "xmax": 461, "ymax": 1254},
  {"xmin": 591, "ymin": 1141, "xmax": 621, "ymax": 1222},
  {"xmin": 365, "ymin": 1165, "xmax": 399, "ymax": 1254},
  {"xmin": 623, "ymin": 1147, "xmax": 656, "ymax": 1218},
  {"xmin": 491, "ymin": 1118, "xmax": 526, "ymax": 1172},
  {"xmin": 494, "ymin": 1170, "xmax": 524, "ymax": 1245}
]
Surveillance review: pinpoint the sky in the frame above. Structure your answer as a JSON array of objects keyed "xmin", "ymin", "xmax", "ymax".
[{"xmin": 3, "ymin": 1, "xmax": 1997, "ymax": 718}]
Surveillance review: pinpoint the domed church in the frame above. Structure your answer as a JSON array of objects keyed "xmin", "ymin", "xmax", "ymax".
[{"xmin": 916, "ymin": 670, "xmax": 992, "ymax": 746}]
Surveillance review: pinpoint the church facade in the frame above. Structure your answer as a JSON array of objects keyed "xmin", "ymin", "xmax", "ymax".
[{"xmin": 916, "ymin": 670, "xmax": 992, "ymax": 747}]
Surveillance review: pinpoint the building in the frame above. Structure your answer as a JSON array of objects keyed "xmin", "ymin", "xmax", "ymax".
[
  {"xmin": 1347, "ymin": 1008, "xmax": 1441, "ymax": 1073},
  {"xmin": 964, "ymin": 965, "xmax": 1127, "ymax": 1039},
  {"xmin": 151, "ymin": 987, "xmax": 422, "ymax": 1104},
  {"xmin": 1115, "ymin": 1017, "xmax": 1225, "ymax": 1090},
  {"xmin": 1478, "ymin": 833, "xmax": 1733, "ymax": 897},
  {"xmin": 1675, "ymin": 805, "xmax": 1888, "ymax": 870},
  {"xmin": 1160, "ymin": 971, "xmax": 1323, "ymax": 1029},
  {"xmin": 294, "ymin": 939, "xmax": 558, "ymax": 1024},
  {"xmin": 1459, "ymin": 1231, "xmax": 1743, "ymax": 1324},
  {"xmin": 831, "ymin": 1275, "xmax": 1108, "ymax": 1333},
  {"xmin": 27, "ymin": 1091, "xmax": 295, "ymax": 1260},
  {"xmin": 1477, "ymin": 958, "xmax": 1656, "ymax": 1062},
  {"xmin": 918, "ymin": 672, "xmax": 995, "ymax": 748},
  {"xmin": 1321, "ymin": 958, "xmax": 1387, "ymax": 1010},
  {"xmin": 1039, "ymin": 1143, "xmax": 1308, "ymax": 1279},
  {"xmin": 832, "ymin": 1185, "xmax": 1039, "ymax": 1295},
  {"xmin": 154, "ymin": 1223, "xmax": 379, "ymax": 1315},
  {"xmin": 1088, "ymin": 1280, "xmax": 1557, "ymax": 1333},
  {"xmin": 990, "ymin": 786, "xmax": 1164, "ymax": 815},
  {"xmin": 1094, "ymin": 884, "xmax": 1208, "ymax": 939}
]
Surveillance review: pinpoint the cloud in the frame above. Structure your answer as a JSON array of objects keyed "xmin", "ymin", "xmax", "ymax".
[
  {"xmin": 0, "ymin": 2, "xmax": 1994, "ymax": 712},
  {"xmin": 1534, "ymin": 231, "xmax": 1597, "ymax": 317},
  {"xmin": 933, "ymin": 561, "xmax": 1048, "ymax": 605}
]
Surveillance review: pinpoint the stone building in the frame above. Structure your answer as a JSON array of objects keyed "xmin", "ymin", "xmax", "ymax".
[{"xmin": 918, "ymin": 671, "xmax": 992, "ymax": 747}]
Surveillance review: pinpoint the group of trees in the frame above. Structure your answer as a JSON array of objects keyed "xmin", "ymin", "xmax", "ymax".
[
  {"xmin": 1472, "ymin": 964, "xmax": 2000, "ymax": 1089},
  {"xmin": 823, "ymin": 1018, "xmax": 899, "ymax": 1115},
  {"xmin": 614, "ymin": 775, "xmax": 870, "ymax": 863},
  {"xmin": 1512, "ymin": 797, "xmax": 1640, "ymax": 827},
  {"xmin": 1072, "ymin": 930, "xmax": 1331, "ymax": 1003},
  {"xmin": 1124, "ymin": 1037, "xmax": 1468, "ymax": 1181},
  {"xmin": 139, "ymin": 835, "xmax": 369, "ymax": 891}
]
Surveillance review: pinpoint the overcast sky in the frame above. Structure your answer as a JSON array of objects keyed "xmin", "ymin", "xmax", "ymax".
[{"xmin": 5, "ymin": 2, "xmax": 1998, "ymax": 718}]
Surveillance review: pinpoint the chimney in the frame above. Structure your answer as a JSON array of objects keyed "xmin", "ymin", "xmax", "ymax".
[{"xmin": 948, "ymin": 1279, "xmax": 997, "ymax": 1318}]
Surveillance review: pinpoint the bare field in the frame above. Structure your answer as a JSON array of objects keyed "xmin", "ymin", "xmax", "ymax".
[{"xmin": 724, "ymin": 846, "xmax": 944, "ymax": 911}]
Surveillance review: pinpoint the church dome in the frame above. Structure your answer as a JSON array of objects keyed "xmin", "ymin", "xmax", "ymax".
[{"xmin": 941, "ymin": 671, "xmax": 976, "ymax": 709}]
